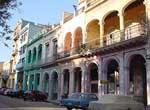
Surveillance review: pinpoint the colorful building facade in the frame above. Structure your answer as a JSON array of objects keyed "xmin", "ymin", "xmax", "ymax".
[{"xmin": 21, "ymin": 0, "xmax": 150, "ymax": 108}]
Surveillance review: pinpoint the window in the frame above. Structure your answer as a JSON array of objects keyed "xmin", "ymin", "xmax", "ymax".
[
  {"xmin": 45, "ymin": 43, "xmax": 49, "ymax": 58},
  {"xmin": 22, "ymin": 58, "xmax": 25, "ymax": 63},
  {"xmin": 88, "ymin": 94, "xmax": 98, "ymax": 100},
  {"xmin": 22, "ymin": 45, "xmax": 25, "ymax": 54}
]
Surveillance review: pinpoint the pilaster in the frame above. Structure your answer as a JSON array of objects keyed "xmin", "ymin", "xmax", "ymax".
[
  {"xmin": 57, "ymin": 73, "xmax": 62, "ymax": 100},
  {"xmin": 33, "ymin": 73, "xmax": 36, "ymax": 90},
  {"xmin": 39, "ymin": 73, "xmax": 43, "ymax": 91},
  {"xmin": 146, "ymin": 0, "xmax": 150, "ymax": 32},
  {"xmin": 82, "ymin": 64, "xmax": 88, "ymax": 92},
  {"xmin": 146, "ymin": 47, "xmax": 150, "ymax": 105},
  {"xmin": 98, "ymin": 59, "xmax": 103, "ymax": 97},
  {"xmin": 23, "ymin": 72, "xmax": 27, "ymax": 90},
  {"xmin": 99, "ymin": 21, "xmax": 105, "ymax": 47},
  {"xmin": 118, "ymin": 11, "xmax": 124, "ymax": 30},
  {"xmin": 119, "ymin": 53, "xmax": 125, "ymax": 95},
  {"xmin": 48, "ymin": 74, "xmax": 53, "ymax": 100},
  {"xmin": 69, "ymin": 69, "xmax": 74, "ymax": 96},
  {"xmin": 60, "ymin": 72, "xmax": 64, "ymax": 99},
  {"xmin": 28, "ymin": 74, "xmax": 32, "ymax": 90}
]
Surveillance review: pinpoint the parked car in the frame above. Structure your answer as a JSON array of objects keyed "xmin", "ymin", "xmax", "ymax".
[
  {"xmin": 0, "ymin": 88, "xmax": 7, "ymax": 95},
  {"xmin": 4, "ymin": 88, "xmax": 12, "ymax": 96},
  {"xmin": 60, "ymin": 92, "xmax": 98, "ymax": 110},
  {"xmin": 23, "ymin": 90, "xmax": 47, "ymax": 101},
  {"xmin": 9, "ymin": 89, "xmax": 24, "ymax": 98}
]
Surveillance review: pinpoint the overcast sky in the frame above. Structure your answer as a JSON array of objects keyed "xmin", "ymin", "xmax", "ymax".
[{"xmin": 0, "ymin": 0, "xmax": 78, "ymax": 61}]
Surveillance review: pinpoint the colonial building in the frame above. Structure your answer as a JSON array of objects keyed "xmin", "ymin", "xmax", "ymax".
[
  {"xmin": 11, "ymin": 19, "xmax": 46, "ymax": 90},
  {"xmin": 22, "ymin": 0, "xmax": 150, "ymax": 108},
  {"xmin": 23, "ymin": 24, "xmax": 60, "ymax": 100},
  {"xmin": 15, "ymin": 20, "xmax": 44, "ymax": 89},
  {"xmin": 1, "ymin": 60, "xmax": 13, "ymax": 88},
  {"xmin": 12, "ymin": 19, "xmax": 30, "ymax": 89}
]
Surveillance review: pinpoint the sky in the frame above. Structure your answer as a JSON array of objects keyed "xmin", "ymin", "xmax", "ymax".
[{"xmin": 0, "ymin": 0, "xmax": 78, "ymax": 62}]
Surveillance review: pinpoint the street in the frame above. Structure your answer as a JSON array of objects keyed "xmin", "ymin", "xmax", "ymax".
[{"xmin": 0, "ymin": 95, "xmax": 66, "ymax": 110}]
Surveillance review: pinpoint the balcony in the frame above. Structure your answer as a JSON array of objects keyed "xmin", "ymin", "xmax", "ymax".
[
  {"xmin": 16, "ymin": 63, "xmax": 24, "ymax": 71},
  {"xmin": 57, "ymin": 23, "xmax": 148, "ymax": 60},
  {"xmin": 83, "ymin": 24, "xmax": 148, "ymax": 55},
  {"xmin": 40, "ymin": 55, "xmax": 58, "ymax": 68},
  {"xmin": 24, "ymin": 55, "xmax": 57, "ymax": 70}
]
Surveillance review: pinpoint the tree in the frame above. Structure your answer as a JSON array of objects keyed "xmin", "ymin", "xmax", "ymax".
[{"xmin": 0, "ymin": 0, "xmax": 21, "ymax": 47}]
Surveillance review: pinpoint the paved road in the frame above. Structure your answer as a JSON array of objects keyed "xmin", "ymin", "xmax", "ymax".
[{"xmin": 0, "ymin": 95, "xmax": 66, "ymax": 110}]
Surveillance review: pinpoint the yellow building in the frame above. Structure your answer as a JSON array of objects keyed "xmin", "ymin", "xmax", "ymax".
[{"xmin": 1, "ymin": 60, "xmax": 13, "ymax": 88}]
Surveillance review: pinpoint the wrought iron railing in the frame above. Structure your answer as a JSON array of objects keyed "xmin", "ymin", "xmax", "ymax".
[
  {"xmin": 57, "ymin": 23, "xmax": 148, "ymax": 59},
  {"xmin": 24, "ymin": 23, "xmax": 148, "ymax": 68},
  {"xmin": 24, "ymin": 55, "xmax": 58, "ymax": 70}
]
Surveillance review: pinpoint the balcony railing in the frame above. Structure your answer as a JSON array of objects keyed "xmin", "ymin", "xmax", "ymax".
[
  {"xmin": 57, "ymin": 23, "xmax": 148, "ymax": 59},
  {"xmin": 24, "ymin": 55, "xmax": 57, "ymax": 70},
  {"xmin": 16, "ymin": 63, "xmax": 24, "ymax": 70},
  {"xmin": 24, "ymin": 23, "xmax": 148, "ymax": 68}
]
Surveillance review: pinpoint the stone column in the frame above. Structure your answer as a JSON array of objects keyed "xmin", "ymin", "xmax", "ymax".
[
  {"xmin": 33, "ymin": 73, "xmax": 36, "ymax": 90},
  {"xmin": 23, "ymin": 72, "xmax": 27, "ymax": 90},
  {"xmin": 124, "ymin": 65, "xmax": 129, "ymax": 95},
  {"xmin": 146, "ymin": 0, "xmax": 150, "ymax": 104},
  {"xmin": 48, "ymin": 74, "xmax": 53, "ymax": 100},
  {"xmin": 81, "ymin": 68, "xmax": 86, "ymax": 92},
  {"xmin": 39, "ymin": 73, "xmax": 43, "ymax": 91},
  {"xmin": 100, "ymin": 58, "xmax": 106, "ymax": 95},
  {"xmin": 60, "ymin": 72, "xmax": 64, "ymax": 99},
  {"xmin": 29, "ymin": 74, "xmax": 32, "ymax": 90},
  {"xmin": 146, "ymin": 53, "xmax": 150, "ymax": 105},
  {"xmin": 118, "ymin": 11, "xmax": 125, "ymax": 41},
  {"xmin": 69, "ymin": 69, "xmax": 74, "ymax": 96},
  {"xmin": 119, "ymin": 53, "xmax": 125, "ymax": 95},
  {"xmin": 145, "ymin": 0, "xmax": 150, "ymax": 31},
  {"xmin": 118, "ymin": 11, "xmax": 124, "ymax": 30},
  {"xmin": 148, "ymin": 0, "xmax": 150, "ymax": 31},
  {"xmin": 57, "ymin": 73, "xmax": 62, "ymax": 100},
  {"xmin": 99, "ymin": 21, "xmax": 105, "ymax": 47},
  {"xmin": 98, "ymin": 59, "xmax": 103, "ymax": 97}
]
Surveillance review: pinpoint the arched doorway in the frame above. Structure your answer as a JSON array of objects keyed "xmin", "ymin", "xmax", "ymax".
[
  {"xmin": 74, "ymin": 27, "xmax": 83, "ymax": 48},
  {"xmin": 64, "ymin": 32, "xmax": 72, "ymax": 57},
  {"xmin": 51, "ymin": 71, "xmax": 58, "ymax": 100},
  {"xmin": 129, "ymin": 54, "xmax": 147, "ymax": 105},
  {"xmin": 29, "ymin": 75, "xmax": 34, "ymax": 90},
  {"xmin": 74, "ymin": 67, "xmax": 82, "ymax": 92},
  {"xmin": 35, "ymin": 74, "xmax": 40, "ymax": 90},
  {"xmin": 32, "ymin": 47, "xmax": 37, "ymax": 62},
  {"xmin": 38, "ymin": 44, "xmax": 42, "ymax": 61},
  {"xmin": 86, "ymin": 20, "xmax": 100, "ymax": 49},
  {"xmin": 124, "ymin": 0, "xmax": 146, "ymax": 40},
  {"xmin": 107, "ymin": 60, "xmax": 119, "ymax": 94},
  {"xmin": 103, "ymin": 11, "xmax": 120, "ymax": 45},
  {"xmin": 43, "ymin": 73, "xmax": 49, "ymax": 94},
  {"xmin": 73, "ymin": 27, "xmax": 83, "ymax": 54},
  {"xmin": 63, "ymin": 69, "xmax": 70, "ymax": 98},
  {"xmin": 88, "ymin": 63, "xmax": 98, "ymax": 93}
]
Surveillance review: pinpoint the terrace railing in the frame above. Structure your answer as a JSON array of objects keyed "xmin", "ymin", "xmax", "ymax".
[{"xmin": 57, "ymin": 23, "xmax": 148, "ymax": 59}]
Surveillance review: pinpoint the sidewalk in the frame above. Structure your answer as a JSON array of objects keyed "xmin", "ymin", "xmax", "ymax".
[{"xmin": 47, "ymin": 100, "xmax": 60, "ymax": 105}]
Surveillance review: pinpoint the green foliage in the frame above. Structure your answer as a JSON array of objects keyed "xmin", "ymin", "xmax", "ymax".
[{"xmin": 0, "ymin": 0, "xmax": 21, "ymax": 46}]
